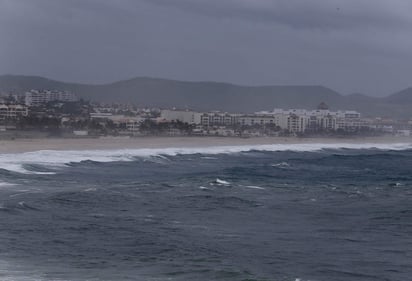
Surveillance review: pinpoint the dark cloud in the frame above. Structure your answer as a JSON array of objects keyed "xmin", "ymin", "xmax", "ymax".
[
  {"xmin": 0, "ymin": 0, "xmax": 411, "ymax": 96},
  {"xmin": 143, "ymin": 0, "xmax": 412, "ymax": 30}
]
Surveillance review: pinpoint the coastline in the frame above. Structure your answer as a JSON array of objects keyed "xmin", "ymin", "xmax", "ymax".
[{"xmin": 0, "ymin": 135, "xmax": 411, "ymax": 154}]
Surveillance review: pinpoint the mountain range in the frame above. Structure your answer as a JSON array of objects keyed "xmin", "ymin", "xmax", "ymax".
[{"xmin": 0, "ymin": 75, "xmax": 411, "ymax": 118}]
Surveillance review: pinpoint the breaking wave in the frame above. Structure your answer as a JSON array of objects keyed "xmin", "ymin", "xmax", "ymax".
[{"xmin": 0, "ymin": 142, "xmax": 411, "ymax": 174}]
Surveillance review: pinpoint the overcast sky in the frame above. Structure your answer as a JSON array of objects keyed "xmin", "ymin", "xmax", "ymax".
[{"xmin": 1, "ymin": 0, "xmax": 411, "ymax": 96}]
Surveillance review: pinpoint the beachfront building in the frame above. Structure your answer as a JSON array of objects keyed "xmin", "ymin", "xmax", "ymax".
[
  {"xmin": 200, "ymin": 112, "xmax": 240, "ymax": 127},
  {"xmin": 335, "ymin": 111, "xmax": 363, "ymax": 131},
  {"xmin": 160, "ymin": 106, "xmax": 365, "ymax": 135},
  {"xmin": 90, "ymin": 112, "xmax": 144, "ymax": 132},
  {"xmin": 161, "ymin": 110, "xmax": 243, "ymax": 127},
  {"xmin": 0, "ymin": 104, "xmax": 29, "ymax": 120},
  {"xmin": 257, "ymin": 107, "xmax": 364, "ymax": 133},
  {"xmin": 160, "ymin": 109, "xmax": 202, "ymax": 125},
  {"xmin": 238, "ymin": 114, "xmax": 284, "ymax": 127},
  {"xmin": 286, "ymin": 114, "xmax": 309, "ymax": 133},
  {"xmin": 25, "ymin": 90, "xmax": 78, "ymax": 106}
]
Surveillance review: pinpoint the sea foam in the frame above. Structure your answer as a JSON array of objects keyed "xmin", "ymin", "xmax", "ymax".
[{"xmin": 0, "ymin": 142, "xmax": 411, "ymax": 174}]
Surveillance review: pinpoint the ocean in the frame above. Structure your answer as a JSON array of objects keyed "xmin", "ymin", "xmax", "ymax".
[{"xmin": 0, "ymin": 142, "xmax": 411, "ymax": 281}]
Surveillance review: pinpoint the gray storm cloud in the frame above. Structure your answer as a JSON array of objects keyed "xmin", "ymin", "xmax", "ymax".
[
  {"xmin": 144, "ymin": 0, "xmax": 412, "ymax": 29},
  {"xmin": 0, "ymin": 0, "xmax": 411, "ymax": 96}
]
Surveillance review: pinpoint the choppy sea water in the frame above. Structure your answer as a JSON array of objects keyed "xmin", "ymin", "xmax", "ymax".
[{"xmin": 0, "ymin": 142, "xmax": 411, "ymax": 281}]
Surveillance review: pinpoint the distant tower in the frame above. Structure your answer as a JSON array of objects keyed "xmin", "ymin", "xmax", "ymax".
[{"xmin": 317, "ymin": 102, "xmax": 329, "ymax": 110}]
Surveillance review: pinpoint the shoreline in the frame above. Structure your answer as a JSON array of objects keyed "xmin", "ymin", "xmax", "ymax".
[{"xmin": 0, "ymin": 135, "xmax": 411, "ymax": 154}]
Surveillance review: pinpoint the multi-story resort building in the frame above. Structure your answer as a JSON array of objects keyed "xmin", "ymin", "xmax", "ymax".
[
  {"xmin": 160, "ymin": 109, "xmax": 202, "ymax": 125},
  {"xmin": 256, "ymin": 108, "xmax": 363, "ymax": 133},
  {"xmin": 160, "ymin": 105, "xmax": 365, "ymax": 134},
  {"xmin": 0, "ymin": 104, "xmax": 29, "ymax": 120},
  {"xmin": 200, "ymin": 112, "xmax": 241, "ymax": 127},
  {"xmin": 25, "ymin": 90, "xmax": 78, "ymax": 106}
]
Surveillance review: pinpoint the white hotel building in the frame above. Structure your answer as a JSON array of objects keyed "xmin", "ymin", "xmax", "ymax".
[
  {"xmin": 160, "ymin": 107, "xmax": 364, "ymax": 134},
  {"xmin": 257, "ymin": 108, "xmax": 363, "ymax": 132},
  {"xmin": 25, "ymin": 90, "xmax": 78, "ymax": 106},
  {"xmin": 160, "ymin": 109, "xmax": 202, "ymax": 125}
]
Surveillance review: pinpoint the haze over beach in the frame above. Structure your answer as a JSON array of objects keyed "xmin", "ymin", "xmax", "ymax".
[{"xmin": 0, "ymin": 1, "xmax": 412, "ymax": 281}]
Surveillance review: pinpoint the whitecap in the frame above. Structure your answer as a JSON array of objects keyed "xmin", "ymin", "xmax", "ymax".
[
  {"xmin": 32, "ymin": 171, "xmax": 56, "ymax": 175},
  {"xmin": 244, "ymin": 185, "xmax": 265, "ymax": 190},
  {"xmin": 0, "ymin": 141, "xmax": 410, "ymax": 174},
  {"xmin": 271, "ymin": 162, "xmax": 290, "ymax": 168},
  {"xmin": 83, "ymin": 187, "xmax": 98, "ymax": 192},
  {"xmin": 214, "ymin": 178, "xmax": 231, "ymax": 185}
]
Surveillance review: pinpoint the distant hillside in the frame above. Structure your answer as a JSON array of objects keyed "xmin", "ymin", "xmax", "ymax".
[
  {"xmin": 385, "ymin": 88, "xmax": 412, "ymax": 103},
  {"xmin": 0, "ymin": 75, "xmax": 411, "ymax": 118}
]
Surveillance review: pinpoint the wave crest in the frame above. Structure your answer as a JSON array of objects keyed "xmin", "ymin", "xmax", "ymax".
[{"xmin": 0, "ymin": 142, "xmax": 411, "ymax": 174}]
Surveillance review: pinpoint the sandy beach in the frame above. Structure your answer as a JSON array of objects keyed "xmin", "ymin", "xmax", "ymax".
[{"xmin": 0, "ymin": 136, "xmax": 411, "ymax": 154}]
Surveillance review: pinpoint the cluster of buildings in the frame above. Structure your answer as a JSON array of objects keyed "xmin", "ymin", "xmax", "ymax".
[
  {"xmin": 0, "ymin": 90, "xmax": 78, "ymax": 130},
  {"xmin": 160, "ymin": 104, "xmax": 366, "ymax": 136},
  {"xmin": 0, "ymin": 89, "xmax": 411, "ymax": 137},
  {"xmin": 0, "ymin": 89, "xmax": 78, "ymax": 116}
]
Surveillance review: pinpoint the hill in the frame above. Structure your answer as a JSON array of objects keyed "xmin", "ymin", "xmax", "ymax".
[
  {"xmin": 0, "ymin": 75, "xmax": 411, "ymax": 118},
  {"xmin": 385, "ymin": 88, "xmax": 412, "ymax": 103}
]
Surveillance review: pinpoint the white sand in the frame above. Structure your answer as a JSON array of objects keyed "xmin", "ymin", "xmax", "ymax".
[{"xmin": 0, "ymin": 136, "xmax": 410, "ymax": 154}]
